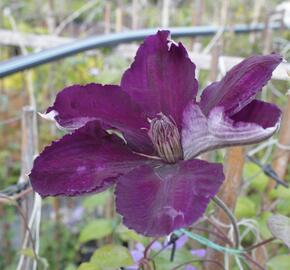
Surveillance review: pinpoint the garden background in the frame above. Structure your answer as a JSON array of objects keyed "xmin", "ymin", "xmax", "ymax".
[{"xmin": 0, "ymin": 0, "xmax": 290, "ymax": 270}]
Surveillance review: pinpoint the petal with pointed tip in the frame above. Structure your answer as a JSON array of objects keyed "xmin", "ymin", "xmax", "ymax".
[
  {"xmin": 200, "ymin": 54, "xmax": 282, "ymax": 116},
  {"xmin": 121, "ymin": 30, "xmax": 198, "ymax": 128},
  {"xmin": 182, "ymin": 100, "xmax": 281, "ymax": 160},
  {"xmin": 30, "ymin": 121, "xmax": 148, "ymax": 197},
  {"xmin": 46, "ymin": 83, "xmax": 153, "ymax": 154}
]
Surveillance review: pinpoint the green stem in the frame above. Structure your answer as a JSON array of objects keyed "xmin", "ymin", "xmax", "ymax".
[
  {"xmin": 212, "ymin": 196, "xmax": 240, "ymax": 249},
  {"xmin": 246, "ymin": 237, "xmax": 276, "ymax": 252}
]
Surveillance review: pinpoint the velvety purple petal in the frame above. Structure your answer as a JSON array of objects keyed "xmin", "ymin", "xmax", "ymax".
[
  {"xmin": 30, "ymin": 121, "xmax": 148, "ymax": 197},
  {"xmin": 230, "ymin": 99, "xmax": 281, "ymax": 128},
  {"xmin": 182, "ymin": 101, "xmax": 281, "ymax": 160},
  {"xmin": 115, "ymin": 160, "xmax": 224, "ymax": 237},
  {"xmin": 46, "ymin": 83, "xmax": 153, "ymax": 154},
  {"xmin": 200, "ymin": 54, "xmax": 282, "ymax": 116},
  {"xmin": 121, "ymin": 31, "xmax": 198, "ymax": 128}
]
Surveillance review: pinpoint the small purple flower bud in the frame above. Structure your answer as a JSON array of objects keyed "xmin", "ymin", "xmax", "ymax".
[
  {"xmin": 191, "ymin": 249, "xmax": 206, "ymax": 257},
  {"xmin": 148, "ymin": 113, "xmax": 183, "ymax": 163}
]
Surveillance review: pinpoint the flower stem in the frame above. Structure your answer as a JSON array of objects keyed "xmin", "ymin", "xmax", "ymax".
[
  {"xmin": 243, "ymin": 254, "xmax": 266, "ymax": 270},
  {"xmin": 246, "ymin": 237, "xmax": 276, "ymax": 252},
  {"xmin": 212, "ymin": 196, "xmax": 240, "ymax": 249},
  {"xmin": 144, "ymin": 237, "xmax": 159, "ymax": 259}
]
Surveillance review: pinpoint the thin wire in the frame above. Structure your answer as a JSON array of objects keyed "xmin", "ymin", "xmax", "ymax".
[
  {"xmin": 202, "ymin": 26, "xmax": 225, "ymax": 54},
  {"xmin": 247, "ymin": 139, "xmax": 277, "ymax": 156},
  {"xmin": 54, "ymin": 0, "xmax": 99, "ymax": 35},
  {"xmin": 0, "ymin": 195, "xmax": 37, "ymax": 260}
]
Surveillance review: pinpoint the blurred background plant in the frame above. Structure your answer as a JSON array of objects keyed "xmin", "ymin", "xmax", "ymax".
[{"xmin": 0, "ymin": 0, "xmax": 290, "ymax": 270}]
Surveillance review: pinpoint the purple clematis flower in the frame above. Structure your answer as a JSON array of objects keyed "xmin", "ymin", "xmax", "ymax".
[{"xmin": 30, "ymin": 31, "xmax": 282, "ymax": 237}]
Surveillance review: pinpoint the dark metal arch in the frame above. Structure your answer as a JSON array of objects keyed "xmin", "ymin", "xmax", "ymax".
[{"xmin": 0, "ymin": 23, "xmax": 282, "ymax": 78}]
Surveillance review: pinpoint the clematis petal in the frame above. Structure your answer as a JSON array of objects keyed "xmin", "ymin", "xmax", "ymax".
[
  {"xmin": 182, "ymin": 101, "xmax": 281, "ymax": 160},
  {"xmin": 121, "ymin": 30, "xmax": 198, "ymax": 128},
  {"xmin": 46, "ymin": 83, "xmax": 153, "ymax": 154},
  {"xmin": 115, "ymin": 160, "xmax": 224, "ymax": 236},
  {"xmin": 200, "ymin": 53, "xmax": 282, "ymax": 116},
  {"xmin": 30, "ymin": 121, "xmax": 148, "ymax": 197},
  {"xmin": 230, "ymin": 99, "xmax": 281, "ymax": 128}
]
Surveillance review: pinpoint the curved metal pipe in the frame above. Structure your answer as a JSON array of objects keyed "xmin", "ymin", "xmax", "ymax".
[{"xmin": 0, "ymin": 23, "xmax": 282, "ymax": 78}]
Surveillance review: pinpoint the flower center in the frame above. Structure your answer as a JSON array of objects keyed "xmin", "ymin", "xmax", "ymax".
[{"xmin": 148, "ymin": 113, "xmax": 183, "ymax": 163}]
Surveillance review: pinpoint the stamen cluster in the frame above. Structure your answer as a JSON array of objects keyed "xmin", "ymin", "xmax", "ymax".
[{"xmin": 148, "ymin": 113, "xmax": 183, "ymax": 163}]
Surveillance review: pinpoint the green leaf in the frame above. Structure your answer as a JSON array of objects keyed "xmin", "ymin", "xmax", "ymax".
[
  {"xmin": 19, "ymin": 249, "xmax": 49, "ymax": 270},
  {"xmin": 82, "ymin": 191, "xmax": 110, "ymax": 211},
  {"xmin": 90, "ymin": 244, "xmax": 133, "ymax": 270},
  {"xmin": 267, "ymin": 255, "xmax": 290, "ymax": 270},
  {"xmin": 257, "ymin": 211, "xmax": 273, "ymax": 239},
  {"xmin": 64, "ymin": 264, "xmax": 77, "ymax": 270},
  {"xmin": 78, "ymin": 219, "xmax": 114, "ymax": 243},
  {"xmin": 235, "ymin": 196, "xmax": 256, "ymax": 219},
  {"xmin": 243, "ymin": 163, "xmax": 269, "ymax": 191},
  {"xmin": 117, "ymin": 225, "xmax": 146, "ymax": 244},
  {"xmin": 38, "ymin": 257, "xmax": 49, "ymax": 270},
  {"xmin": 19, "ymin": 248, "xmax": 35, "ymax": 258},
  {"xmin": 269, "ymin": 185, "xmax": 290, "ymax": 200},
  {"xmin": 154, "ymin": 249, "xmax": 194, "ymax": 270},
  {"xmin": 77, "ymin": 262, "xmax": 100, "ymax": 270},
  {"xmin": 277, "ymin": 198, "xmax": 290, "ymax": 215},
  {"xmin": 267, "ymin": 214, "xmax": 290, "ymax": 248}
]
